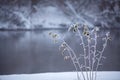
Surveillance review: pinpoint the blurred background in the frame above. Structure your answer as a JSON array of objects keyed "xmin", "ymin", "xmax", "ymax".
[{"xmin": 0, "ymin": 0, "xmax": 120, "ymax": 74}]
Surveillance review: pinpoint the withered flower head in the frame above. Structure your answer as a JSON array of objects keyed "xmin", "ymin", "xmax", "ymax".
[
  {"xmin": 83, "ymin": 24, "xmax": 91, "ymax": 39},
  {"xmin": 95, "ymin": 27, "xmax": 100, "ymax": 31},
  {"xmin": 64, "ymin": 56, "xmax": 70, "ymax": 60},
  {"xmin": 52, "ymin": 33, "xmax": 58, "ymax": 38},
  {"xmin": 68, "ymin": 23, "xmax": 79, "ymax": 32}
]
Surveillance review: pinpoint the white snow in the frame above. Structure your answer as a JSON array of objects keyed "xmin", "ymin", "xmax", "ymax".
[{"xmin": 0, "ymin": 71, "xmax": 120, "ymax": 80}]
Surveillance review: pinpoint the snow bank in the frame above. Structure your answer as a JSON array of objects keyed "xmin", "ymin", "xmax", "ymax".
[{"xmin": 0, "ymin": 71, "xmax": 120, "ymax": 80}]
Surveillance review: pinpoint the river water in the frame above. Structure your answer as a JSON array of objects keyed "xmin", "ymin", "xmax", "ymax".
[{"xmin": 0, "ymin": 29, "xmax": 120, "ymax": 74}]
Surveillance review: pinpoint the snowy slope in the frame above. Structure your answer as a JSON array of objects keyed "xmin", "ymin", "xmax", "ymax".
[{"xmin": 0, "ymin": 71, "xmax": 120, "ymax": 80}]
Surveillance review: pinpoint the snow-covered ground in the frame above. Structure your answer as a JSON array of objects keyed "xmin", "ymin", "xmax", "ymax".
[{"xmin": 0, "ymin": 71, "xmax": 120, "ymax": 80}]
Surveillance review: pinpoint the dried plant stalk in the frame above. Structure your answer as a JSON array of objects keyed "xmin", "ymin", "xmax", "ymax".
[{"xmin": 49, "ymin": 23, "xmax": 110, "ymax": 80}]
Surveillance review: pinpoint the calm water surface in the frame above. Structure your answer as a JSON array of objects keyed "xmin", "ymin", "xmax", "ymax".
[{"xmin": 0, "ymin": 29, "xmax": 120, "ymax": 74}]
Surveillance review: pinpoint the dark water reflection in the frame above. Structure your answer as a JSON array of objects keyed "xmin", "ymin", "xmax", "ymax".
[{"xmin": 0, "ymin": 29, "xmax": 120, "ymax": 74}]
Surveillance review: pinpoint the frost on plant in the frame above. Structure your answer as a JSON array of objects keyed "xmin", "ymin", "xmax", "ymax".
[{"xmin": 49, "ymin": 23, "xmax": 111, "ymax": 80}]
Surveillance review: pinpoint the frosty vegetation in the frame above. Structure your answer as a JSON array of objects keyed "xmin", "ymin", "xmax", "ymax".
[
  {"xmin": 49, "ymin": 23, "xmax": 111, "ymax": 80},
  {"xmin": 0, "ymin": 0, "xmax": 119, "ymax": 29}
]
